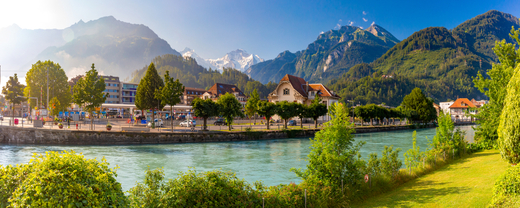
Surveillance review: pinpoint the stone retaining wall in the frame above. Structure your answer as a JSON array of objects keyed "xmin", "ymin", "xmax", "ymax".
[{"xmin": 0, "ymin": 125, "xmax": 432, "ymax": 145}]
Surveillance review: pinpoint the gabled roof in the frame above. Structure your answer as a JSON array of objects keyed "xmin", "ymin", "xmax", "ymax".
[
  {"xmin": 206, "ymin": 83, "xmax": 245, "ymax": 97},
  {"xmin": 309, "ymin": 84, "xmax": 340, "ymax": 98},
  {"xmin": 449, "ymin": 98, "xmax": 477, "ymax": 109},
  {"xmin": 280, "ymin": 74, "xmax": 308, "ymax": 97}
]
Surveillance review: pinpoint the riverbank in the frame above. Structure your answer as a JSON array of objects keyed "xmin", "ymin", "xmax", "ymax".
[{"xmin": 0, "ymin": 124, "xmax": 436, "ymax": 145}]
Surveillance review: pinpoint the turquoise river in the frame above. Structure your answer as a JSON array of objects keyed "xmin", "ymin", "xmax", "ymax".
[{"xmin": 0, "ymin": 126, "xmax": 475, "ymax": 191}]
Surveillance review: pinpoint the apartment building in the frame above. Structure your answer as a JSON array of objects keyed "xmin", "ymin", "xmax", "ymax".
[{"xmin": 102, "ymin": 76, "xmax": 120, "ymax": 104}]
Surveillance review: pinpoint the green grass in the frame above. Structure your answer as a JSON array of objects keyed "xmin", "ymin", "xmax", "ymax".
[{"xmin": 356, "ymin": 150, "xmax": 509, "ymax": 208}]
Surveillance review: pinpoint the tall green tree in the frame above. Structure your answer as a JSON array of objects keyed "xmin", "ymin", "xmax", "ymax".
[
  {"xmin": 474, "ymin": 27, "xmax": 520, "ymax": 149},
  {"xmin": 155, "ymin": 71, "xmax": 184, "ymax": 132},
  {"xmin": 24, "ymin": 60, "xmax": 71, "ymax": 113},
  {"xmin": 307, "ymin": 96, "xmax": 328, "ymax": 128},
  {"xmin": 401, "ymin": 88, "xmax": 437, "ymax": 124},
  {"xmin": 245, "ymin": 89, "xmax": 260, "ymax": 126},
  {"xmin": 192, "ymin": 98, "xmax": 219, "ymax": 131},
  {"xmin": 291, "ymin": 102, "xmax": 364, "ymax": 191},
  {"xmin": 72, "ymin": 64, "xmax": 108, "ymax": 130},
  {"xmin": 498, "ymin": 63, "xmax": 520, "ymax": 165},
  {"xmin": 49, "ymin": 97, "xmax": 60, "ymax": 117},
  {"xmin": 295, "ymin": 103, "xmax": 309, "ymax": 128},
  {"xmin": 135, "ymin": 63, "xmax": 164, "ymax": 128},
  {"xmin": 217, "ymin": 93, "xmax": 244, "ymax": 131},
  {"xmin": 2, "ymin": 74, "xmax": 25, "ymax": 124},
  {"xmin": 257, "ymin": 101, "xmax": 278, "ymax": 130},
  {"xmin": 276, "ymin": 101, "xmax": 298, "ymax": 129}
]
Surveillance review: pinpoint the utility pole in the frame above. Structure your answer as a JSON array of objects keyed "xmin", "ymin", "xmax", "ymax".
[{"xmin": 47, "ymin": 66, "xmax": 49, "ymax": 119}]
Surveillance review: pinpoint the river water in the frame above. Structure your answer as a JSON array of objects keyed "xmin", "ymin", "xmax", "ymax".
[{"xmin": 0, "ymin": 126, "xmax": 475, "ymax": 191}]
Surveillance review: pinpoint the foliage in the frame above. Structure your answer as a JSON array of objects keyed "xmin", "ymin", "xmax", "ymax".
[
  {"xmin": 49, "ymin": 97, "xmax": 60, "ymax": 117},
  {"xmin": 307, "ymin": 96, "xmax": 328, "ymax": 128},
  {"xmin": 0, "ymin": 151, "xmax": 127, "ymax": 207},
  {"xmin": 276, "ymin": 101, "xmax": 298, "ymax": 129},
  {"xmin": 24, "ymin": 60, "xmax": 71, "ymax": 111},
  {"xmin": 128, "ymin": 168, "xmax": 262, "ymax": 207},
  {"xmin": 490, "ymin": 164, "xmax": 520, "ymax": 207},
  {"xmin": 245, "ymin": 89, "xmax": 260, "ymax": 125},
  {"xmin": 256, "ymin": 101, "xmax": 278, "ymax": 130},
  {"xmin": 291, "ymin": 102, "xmax": 364, "ymax": 193},
  {"xmin": 192, "ymin": 98, "xmax": 219, "ymax": 130},
  {"xmin": 498, "ymin": 63, "xmax": 520, "ymax": 165},
  {"xmin": 1, "ymin": 74, "xmax": 25, "ymax": 119},
  {"xmin": 135, "ymin": 62, "xmax": 164, "ymax": 128},
  {"xmin": 294, "ymin": 103, "xmax": 309, "ymax": 128},
  {"xmin": 474, "ymin": 26, "xmax": 520, "ymax": 149},
  {"xmin": 155, "ymin": 70, "xmax": 184, "ymax": 131},
  {"xmin": 217, "ymin": 93, "xmax": 244, "ymax": 131},
  {"xmin": 72, "ymin": 64, "xmax": 107, "ymax": 130},
  {"xmin": 401, "ymin": 88, "xmax": 437, "ymax": 123},
  {"xmin": 404, "ymin": 131, "xmax": 423, "ymax": 173}
]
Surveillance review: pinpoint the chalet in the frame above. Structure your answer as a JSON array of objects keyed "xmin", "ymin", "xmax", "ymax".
[
  {"xmin": 267, "ymin": 74, "xmax": 340, "ymax": 121},
  {"xmin": 182, "ymin": 87, "xmax": 207, "ymax": 105},
  {"xmin": 202, "ymin": 83, "xmax": 247, "ymax": 107}
]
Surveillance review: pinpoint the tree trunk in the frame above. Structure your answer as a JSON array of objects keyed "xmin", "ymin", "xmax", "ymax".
[
  {"xmin": 284, "ymin": 119, "xmax": 287, "ymax": 129},
  {"xmin": 170, "ymin": 106, "xmax": 174, "ymax": 132},
  {"xmin": 300, "ymin": 117, "xmax": 303, "ymax": 129},
  {"xmin": 203, "ymin": 117, "xmax": 208, "ymax": 131},
  {"xmin": 90, "ymin": 110, "xmax": 93, "ymax": 130},
  {"xmin": 228, "ymin": 121, "xmax": 232, "ymax": 131},
  {"xmin": 254, "ymin": 114, "xmax": 256, "ymax": 125},
  {"xmin": 11, "ymin": 103, "xmax": 14, "ymax": 126},
  {"xmin": 250, "ymin": 116, "xmax": 252, "ymax": 128},
  {"xmin": 266, "ymin": 117, "xmax": 270, "ymax": 130},
  {"xmin": 314, "ymin": 118, "xmax": 318, "ymax": 128},
  {"xmin": 152, "ymin": 109, "xmax": 155, "ymax": 129}
]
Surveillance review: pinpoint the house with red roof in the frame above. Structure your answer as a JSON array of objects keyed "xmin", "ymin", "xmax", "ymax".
[
  {"xmin": 267, "ymin": 74, "xmax": 340, "ymax": 121},
  {"xmin": 202, "ymin": 83, "xmax": 247, "ymax": 107},
  {"xmin": 446, "ymin": 98, "xmax": 479, "ymax": 122}
]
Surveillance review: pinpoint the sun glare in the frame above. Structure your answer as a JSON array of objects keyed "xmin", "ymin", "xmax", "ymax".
[{"xmin": 0, "ymin": 0, "xmax": 67, "ymax": 29}]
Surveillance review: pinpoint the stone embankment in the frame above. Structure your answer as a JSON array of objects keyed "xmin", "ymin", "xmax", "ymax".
[{"xmin": 0, "ymin": 125, "xmax": 432, "ymax": 145}]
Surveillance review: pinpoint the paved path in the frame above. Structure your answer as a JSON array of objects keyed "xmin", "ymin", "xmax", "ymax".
[{"xmin": 356, "ymin": 150, "xmax": 509, "ymax": 208}]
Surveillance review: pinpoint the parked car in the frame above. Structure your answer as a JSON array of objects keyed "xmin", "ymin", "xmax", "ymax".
[
  {"xmin": 214, "ymin": 118, "xmax": 227, "ymax": 126},
  {"xmin": 288, "ymin": 120, "xmax": 297, "ymax": 126},
  {"xmin": 147, "ymin": 119, "xmax": 164, "ymax": 127},
  {"xmin": 180, "ymin": 120, "xmax": 196, "ymax": 127},
  {"xmin": 135, "ymin": 115, "xmax": 146, "ymax": 120}
]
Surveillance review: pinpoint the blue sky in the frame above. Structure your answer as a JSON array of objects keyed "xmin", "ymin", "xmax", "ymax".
[{"xmin": 0, "ymin": 0, "xmax": 519, "ymax": 60}]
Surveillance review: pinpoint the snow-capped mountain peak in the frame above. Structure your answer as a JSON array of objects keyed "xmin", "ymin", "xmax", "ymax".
[{"xmin": 181, "ymin": 48, "xmax": 264, "ymax": 72}]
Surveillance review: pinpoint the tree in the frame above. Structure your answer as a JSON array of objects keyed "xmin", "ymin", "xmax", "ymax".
[
  {"xmin": 307, "ymin": 96, "xmax": 328, "ymax": 128},
  {"xmin": 217, "ymin": 93, "xmax": 244, "ymax": 131},
  {"xmin": 155, "ymin": 71, "xmax": 184, "ymax": 132},
  {"xmin": 24, "ymin": 60, "xmax": 71, "ymax": 113},
  {"xmin": 49, "ymin": 97, "xmax": 60, "ymax": 117},
  {"xmin": 295, "ymin": 103, "xmax": 309, "ymax": 128},
  {"xmin": 245, "ymin": 89, "xmax": 260, "ymax": 126},
  {"xmin": 192, "ymin": 98, "xmax": 219, "ymax": 131},
  {"xmin": 291, "ymin": 102, "xmax": 364, "ymax": 191},
  {"xmin": 276, "ymin": 101, "xmax": 298, "ymax": 129},
  {"xmin": 474, "ymin": 27, "xmax": 520, "ymax": 148},
  {"xmin": 2, "ymin": 74, "xmax": 25, "ymax": 124},
  {"xmin": 401, "ymin": 88, "xmax": 437, "ymax": 124},
  {"xmin": 135, "ymin": 63, "xmax": 164, "ymax": 128},
  {"xmin": 72, "ymin": 64, "xmax": 108, "ymax": 130},
  {"xmin": 498, "ymin": 63, "xmax": 520, "ymax": 165},
  {"xmin": 257, "ymin": 101, "xmax": 278, "ymax": 130}
]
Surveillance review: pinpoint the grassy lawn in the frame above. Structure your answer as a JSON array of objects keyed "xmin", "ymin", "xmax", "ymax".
[{"xmin": 356, "ymin": 150, "xmax": 509, "ymax": 208}]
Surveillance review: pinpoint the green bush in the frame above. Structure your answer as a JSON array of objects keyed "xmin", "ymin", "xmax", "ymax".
[
  {"xmin": 128, "ymin": 168, "xmax": 263, "ymax": 207},
  {"xmin": 490, "ymin": 165, "xmax": 520, "ymax": 207},
  {"xmin": 0, "ymin": 151, "xmax": 127, "ymax": 208},
  {"xmin": 498, "ymin": 64, "xmax": 520, "ymax": 165}
]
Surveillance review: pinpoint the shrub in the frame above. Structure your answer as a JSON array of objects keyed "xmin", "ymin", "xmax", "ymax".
[
  {"xmin": 128, "ymin": 168, "xmax": 263, "ymax": 207},
  {"xmin": 490, "ymin": 165, "xmax": 520, "ymax": 207},
  {"xmin": 498, "ymin": 64, "xmax": 520, "ymax": 165},
  {"xmin": 1, "ymin": 150, "xmax": 127, "ymax": 207}
]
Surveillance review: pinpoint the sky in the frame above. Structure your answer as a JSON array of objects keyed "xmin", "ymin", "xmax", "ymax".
[{"xmin": 0, "ymin": 0, "xmax": 519, "ymax": 88}]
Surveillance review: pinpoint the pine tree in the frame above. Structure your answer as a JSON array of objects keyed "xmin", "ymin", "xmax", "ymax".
[
  {"xmin": 2, "ymin": 74, "xmax": 25, "ymax": 125},
  {"xmin": 155, "ymin": 71, "xmax": 184, "ymax": 131},
  {"xmin": 135, "ymin": 63, "xmax": 164, "ymax": 128}
]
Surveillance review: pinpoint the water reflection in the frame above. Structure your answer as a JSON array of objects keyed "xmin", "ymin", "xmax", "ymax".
[{"xmin": 0, "ymin": 126, "xmax": 474, "ymax": 191}]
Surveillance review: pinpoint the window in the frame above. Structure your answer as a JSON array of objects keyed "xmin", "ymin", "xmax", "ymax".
[
  {"xmin": 283, "ymin": 88, "xmax": 290, "ymax": 95},
  {"xmin": 311, "ymin": 91, "xmax": 315, "ymax": 96}
]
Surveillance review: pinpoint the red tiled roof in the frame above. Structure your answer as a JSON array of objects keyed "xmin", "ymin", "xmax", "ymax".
[
  {"xmin": 309, "ymin": 84, "xmax": 339, "ymax": 98},
  {"xmin": 281, "ymin": 74, "xmax": 308, "ymax": 97},
  {"xmin": 207, "ymin": 83, "xmax": 245, "ymax": 97},
  {"xmin": 449, "ymin": 98, "xmax": 477, "ymax": 109}
]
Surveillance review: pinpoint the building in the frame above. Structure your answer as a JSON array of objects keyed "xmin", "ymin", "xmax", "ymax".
[
  {"xmin": 267, "ymin": 74, "xmax": 340, "ymax": 121},
  {"xmin": 182, "ymin": 87, "xmax": 207, "ymax": 105},
  {"xmin": 121, "ymin": 83, "xmax": 138, "ymax": 104},
  {"xmin": 102, "ymin": 76, "xmax": 121, "ymax": 104},
  {"xmin": 202, "ymin": 83, "xmax": 247, "ymax": 107}
]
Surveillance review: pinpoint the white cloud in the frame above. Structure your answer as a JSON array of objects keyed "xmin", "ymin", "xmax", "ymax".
[
  {"xmin": 360, "ymin": 26, "xmax": 364, "ymax": 29},
  {"xmin": 334, "ymin": 19, "xmax": 343, "ymax": 29},
  {"xmin": 348, "ymin": 21, "xmax": 354, "ymax": 26},
  {"xmin": 371, "ymin": 21, "xmax": 375, "ymax": 26},
  {"xmin": 363, "ymin": 11, "xmax": 367, "ymax": 15},
  {"xmin": 363, "ymin": 18, "xmax": 368, "ymax": 22},
  {"xmin": 320, "ymin": 31, "xmax": 324, "ymax": 34}
]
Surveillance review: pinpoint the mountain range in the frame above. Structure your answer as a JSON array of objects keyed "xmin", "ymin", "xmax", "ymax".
[
  {"xmin": 180, "ymin": 48, "xmax": 264, "ymax": 72},
  {"xmin": 246, "ymin": 24, "xmax": 400, "ymax": 84}
]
